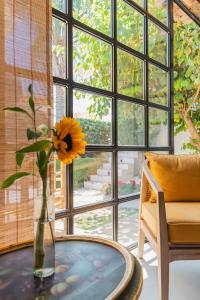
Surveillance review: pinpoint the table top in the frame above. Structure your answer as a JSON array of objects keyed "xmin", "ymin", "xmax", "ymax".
[{"xmin": 0, "ymin": 236, "xmax": 142, "ymax": 300}]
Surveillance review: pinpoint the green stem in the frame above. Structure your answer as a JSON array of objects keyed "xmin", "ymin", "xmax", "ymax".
[
  {"xmin": 34, "ymin": 174, "xmax": 48, "ymax": 271},
  {"xmin": 34, "ymin": 146, "xmax": 55, "ymax": 272}
]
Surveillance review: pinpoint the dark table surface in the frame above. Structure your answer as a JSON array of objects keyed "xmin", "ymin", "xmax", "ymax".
[{"xmin": 0, "ymin": 236, "xmax": 142, "ymax": 300}]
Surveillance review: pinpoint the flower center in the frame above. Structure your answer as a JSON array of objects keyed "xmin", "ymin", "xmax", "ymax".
[{"xmin": 63, "ymin": 133, "xmax": 73, "ymax": 151}]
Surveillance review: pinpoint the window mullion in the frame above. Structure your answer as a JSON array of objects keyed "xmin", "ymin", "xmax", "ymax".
[{"xmin": 66, "ymin": 0, "xmax": 74, "ymax": 234}]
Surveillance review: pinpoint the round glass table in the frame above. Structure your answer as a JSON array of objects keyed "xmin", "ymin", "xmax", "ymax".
[{"xmin": 0, "ymin": 236, "xmax": 142, "ymax": 300}]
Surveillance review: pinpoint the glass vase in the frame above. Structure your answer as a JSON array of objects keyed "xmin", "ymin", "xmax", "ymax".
[{"xmin": 34, "ymin": 178, "xmax": 55, "ymax": 278}]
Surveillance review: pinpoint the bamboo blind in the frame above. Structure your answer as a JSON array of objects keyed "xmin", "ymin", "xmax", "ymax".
[{"xmin": 0, "ymin": 0, "xmax": 52, "ymax": 251}]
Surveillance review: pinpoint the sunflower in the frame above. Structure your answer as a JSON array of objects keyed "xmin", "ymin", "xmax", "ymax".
[{"xmin": 52, "ymin": 117, "xmax": 87, "ymax": 164}]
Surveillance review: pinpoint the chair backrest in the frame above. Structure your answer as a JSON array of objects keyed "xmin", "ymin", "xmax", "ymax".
[{"xmin": 145, "ymin": 152, "xmax": 200, "ymax": 202}]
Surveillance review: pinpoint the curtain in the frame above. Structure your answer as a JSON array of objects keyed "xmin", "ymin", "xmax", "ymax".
[{"xmin": 0, "ymin": 0, "xmax": 52, "ymax": 250}]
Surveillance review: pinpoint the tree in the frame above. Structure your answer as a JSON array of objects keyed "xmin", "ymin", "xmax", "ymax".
[{"xmin": 174, "ymin": 20, "xmax": 200, "ymax": 151}]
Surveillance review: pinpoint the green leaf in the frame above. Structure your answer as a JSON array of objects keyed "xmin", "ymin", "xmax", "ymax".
[
  {"xmin": 29, "ymin": 96, "xmax": 35, "ymax": 113},
  {"xmin": 16, "ymin": 152, "xmax": 25, "ymax": 167},
  {"xmin": 37, "ymin": 151, "xmax": 47, "ymax": 173},
  {"xmin": 17, "ymin": 140, "xmax": 51, "ymax": 154},
  {"xmin": 3, "ymin": 107, "xmax": 32, "ymax": 119},
  {"xmin": 0, "ymin": 172, "xmax": 32, "ymax": 189},
  {"xmin": 28, "ymin": 84, "xmax": 32, "ymax": 95},
  {"xmin": 27, "ymin": 128, "xmax": 41, "ymax": 140},
  {"xmin": 28, "ymin": 84, "xmax": 35, "ymax": 113}
]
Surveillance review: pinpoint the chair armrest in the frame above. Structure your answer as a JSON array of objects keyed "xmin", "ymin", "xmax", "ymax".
[
  {"xmin": 141, "ymin": 160, "xmax": 168, "ymax": 246},
  {"xmin": 143, "ymin": 160, "xmax": 163, "ymax": 197}
]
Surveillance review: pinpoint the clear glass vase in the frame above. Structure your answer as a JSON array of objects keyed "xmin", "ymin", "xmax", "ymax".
[{"xmin": 34, "ymin": 179, "xmax": 55, "ymax": 278}]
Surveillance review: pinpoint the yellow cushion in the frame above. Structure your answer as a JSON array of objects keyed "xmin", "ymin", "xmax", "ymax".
[
  {"xmin": 145, "ymin": 152, "xmax": 200, "ymax": 202},
  {"xmin": 141, "ymin": 201, "xmax": 200, "ymax": 244}
]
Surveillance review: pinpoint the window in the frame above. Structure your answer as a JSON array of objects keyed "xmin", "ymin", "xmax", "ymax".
[{"xmin": 52, "ymin": 0, "xmax": 173, "ymax": 248}]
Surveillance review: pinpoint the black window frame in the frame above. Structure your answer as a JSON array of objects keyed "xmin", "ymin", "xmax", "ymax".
[{"xmin": 52, "ymin": 0, "xmax": 174, "ymax": 248}]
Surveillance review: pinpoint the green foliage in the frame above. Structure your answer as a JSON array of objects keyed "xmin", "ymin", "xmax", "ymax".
[
  {"xmin": 3, "ymin": 107, "xmax": 32, "ymax": 119},
  {"xmin": 174, "ymin": 20, "xmax": 200, "ymax": 150},
  {"xmin": 0, "ymin": 172, "xmax": 32, "ymax": 189},
  {"xmin": 52, "ymin": 1, "xmax": 200, "ymax": 151},
  {"xmin": 73, "ymin": 0, "xmax": 111, "ymax": 36},
  {"xmin": 73, "ymin": 156, "xmax": 95, "ymax": 188},
  {"xmin": 27, "ymin": 128, "xmax": 41, "ymax": 140},
  {"xmin": 52, "ymin": 0, "xmax": 65, "ymax": 12},
  {"xmin": 117, "ymin": 101, "xmax": 144, "ymax": 145},
  {"xmin": 17, "ymin": 140, "xmax": 51, "ymax": 154},
  {"xmin": 16, "ymin": 153, "xmax": 25, "ymax": 167},
  {"xmin": 28, "ymin": 84, "xmax": 35, "ymax": 113},
  {"xmin": 1, "ymin": 84, "xmax": 52, "ymax": 189},
  {"xmin": 78, "ymin": 118, "xmax": 111, "ymax": 145}
]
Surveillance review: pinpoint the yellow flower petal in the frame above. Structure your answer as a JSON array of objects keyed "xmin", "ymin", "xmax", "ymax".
[{"xmin": 53, "ymin": 117, "xmax": 87, "ymax": 165}]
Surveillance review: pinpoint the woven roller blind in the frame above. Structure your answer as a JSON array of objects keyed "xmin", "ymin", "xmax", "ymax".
[{"xmin": 0, "ymin": 0, "xmax": 52, "ymax": 251}]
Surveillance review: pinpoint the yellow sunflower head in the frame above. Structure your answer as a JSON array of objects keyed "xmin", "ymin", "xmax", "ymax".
[{"xmin": 52, "ymin": 117, "xmax": 87, "ymax": 164}]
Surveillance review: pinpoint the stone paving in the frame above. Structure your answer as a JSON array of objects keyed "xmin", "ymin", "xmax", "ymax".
[{"xmin": 55, "ymin": 198, "xmax": 139, "ymax": 247}]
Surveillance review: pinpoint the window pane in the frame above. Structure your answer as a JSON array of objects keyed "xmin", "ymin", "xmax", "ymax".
[
  {"xmin": 118, "ymin": 200, "xmax": 139, "ymax": 247},
  {"xmin": 73, "ymin": 29, "xmax": 112, "ymax": 90},
  {"xmin": 148, "ymin": 0, "xmax": 168, "ymax": 25},
  {"xmin": 132, "ymin": 0, "xmax": 144, "ymax": 7},
  {"xmin": 73, "ymin": 152, "xmax": 112, "ymax": 207},
  {"xmin": 74, "ymin": 207, "xmax": 113, "ymax": 239},
  {"xmin": 117, "ymin": 49, "xmax": 143, "ymax": 99},
  {"xmin": 53, "ymin": 85, "xmax": 66, "ymax": 210},
  {"xmin": 73, "ymin": 0, "xmax": 111, "ymax": 36},
  {"xmin": 149, "ymin": 108, "xmax": 168, "ymax": 147},
  {"xmin": 53, "ymin": 85, "xmax": 66, "ymax": 122},
  {"xmin": 73, "ymin": 90, "xmax": 112, "ymax": 145},
  {"xmin": 118, "ymin": 151, "xmax": 144, "ymax": 197},
  {"xmin": 55, "ymin": 218, "xmax": 68, "ymax": 237},
  {"xmin": 52, "ymin": 17, "xmax": 66, "ymax": 78},
  {"xmin": 117, "ymin": 0, "xmax": 143, "ymax": 53},
  {"xmin": 52, "ymin": 0, "xmax": 66, "ymax": 12},
  {"xmin": 148, "ymin": 21, "xmax": 167, "ymax": 66},
  {"xmin": 149, "ymin": 64, "xmax": 168, "ymax": 106},
  {"xmin": 118, "ymin": 101, "xmax": 145, "ymax": 146}
]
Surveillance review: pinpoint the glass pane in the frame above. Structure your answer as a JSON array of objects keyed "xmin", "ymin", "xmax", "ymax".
[
  {"xmin": 73, "ymin": 29, "xmax": 112, "ymax": 90},
  {"xmin": 117, "ymin": 49, "xmax": 143, "ymax": 99},
  {"xmin": 55, "ymin": 218, "xmax": 68, "ymax": 237},
  {"xmin": 118, "ymin": 200, "xmax": 139, "ymax": 247},
  {"xmin": 73, "ymin": 152, "xmax": 112, "ymax": 207},
  {"xmin": 54, "ymin": 158, "xmax": 66, "ymax": 210},
  {"xmin": 74, "ymin": 207, "xmax": 113, "ymax": 239},
  {"xmin": 149, "ymin": 64, "xmax": 168, "ymax": 106},
  {"xmin": 52, "ymin": 0, "xmax": 66, "ymax": 12},
  {"xmin": 117, "ymin": 0, "xmax": 143, "ymax": 53},
  {"xmin": 118, "ymin": 101, "xmax": 145, "ymax": 146},
  {"xmin": 133, "ymin": 0, "xmax": 144, "ymax": 7},
  {"xmin": 148, "ymin": 0, "xmax": 168, "ymax": 25},
  {"xmin": 52, "ymin": 17, "xmax": 66, "ymax": 78},
  {"xmin": 53, "ymin": 85, "xmax": 66, "ymax": 210},
  {"xmin": 53, "ymin": 85, "xmax": 66, "ymax": 122},
  {"xmin": 73, "ymin": 90, "xmax": 112, "ymax": 145},
  {"xmin": 148, "ymin": 21, "xmax": 167, "ymax": 66},
  {"xmin": 149, "ymin": 108, "xmax": 168, "ymax": 147},
  {"xmin": 118, "ymin": 151, "xmax": 144, "ymax": 197},
  {"xmin": 73, "ymin": 0, "xmax": 111, "ymax": 36}
]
